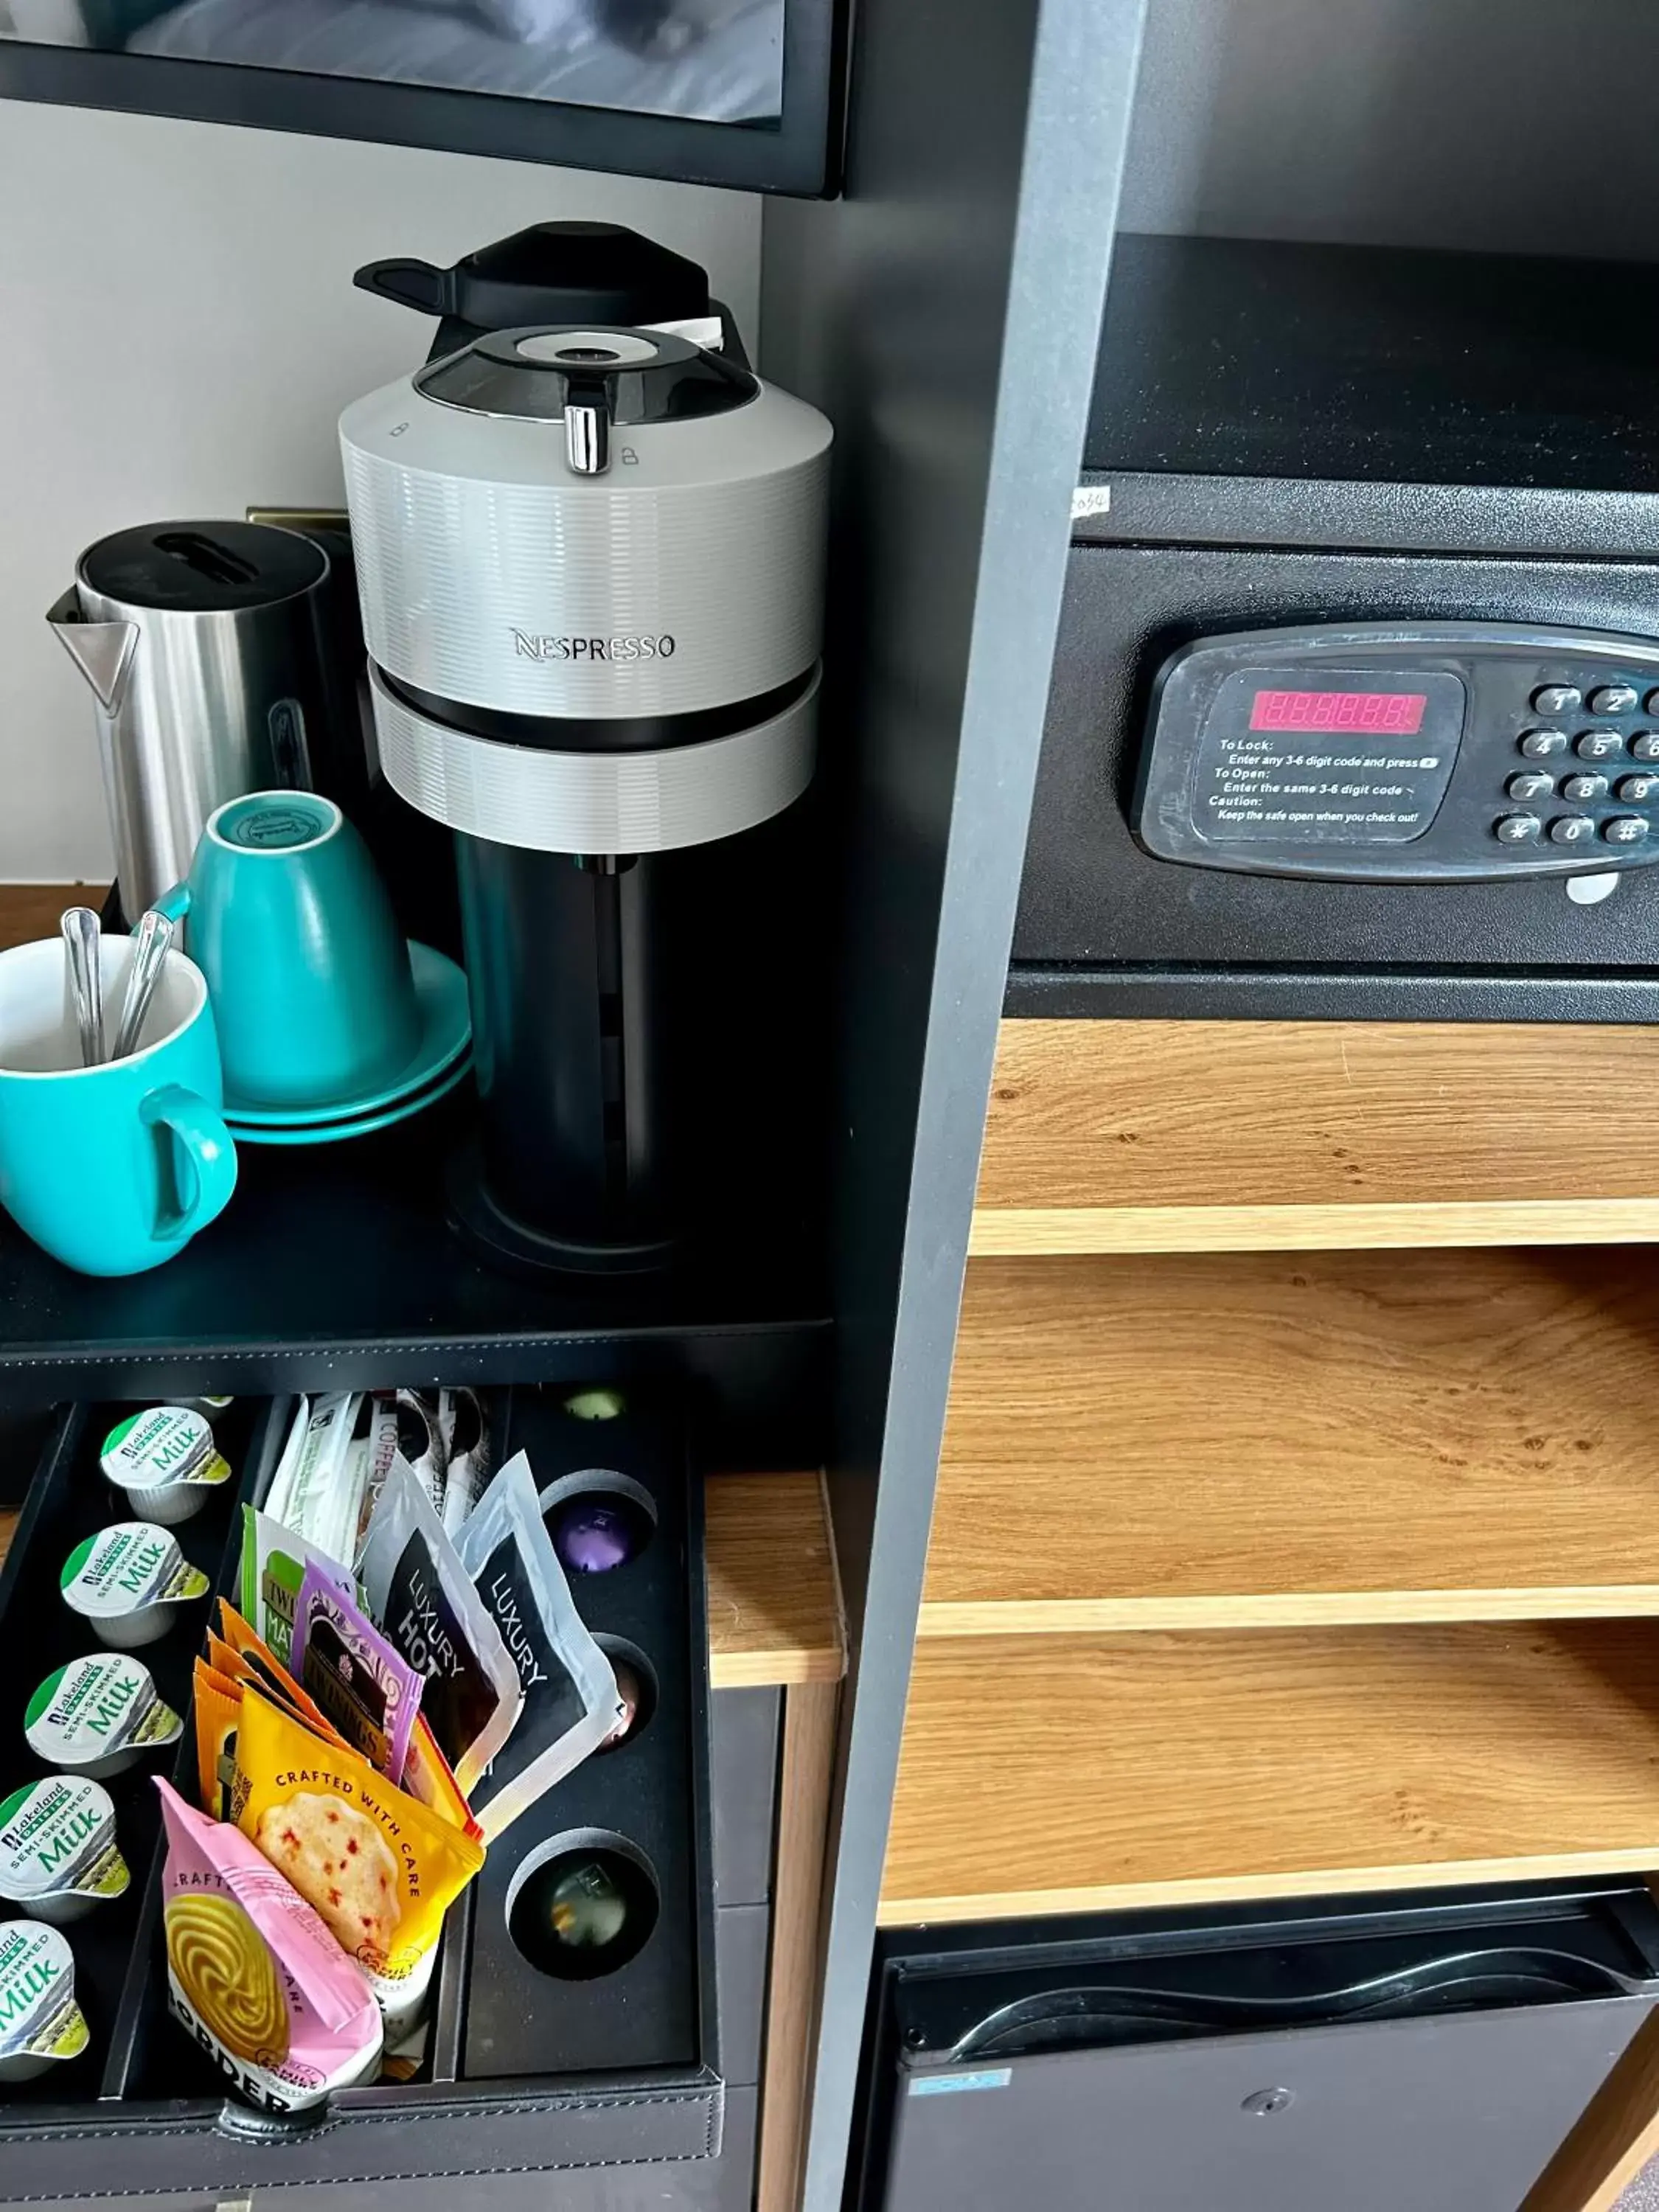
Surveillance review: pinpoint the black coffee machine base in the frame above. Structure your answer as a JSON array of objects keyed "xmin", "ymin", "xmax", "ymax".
[{"xmin": 446, "ymin": 1138, "xmax": 678, "ymax": 1279}]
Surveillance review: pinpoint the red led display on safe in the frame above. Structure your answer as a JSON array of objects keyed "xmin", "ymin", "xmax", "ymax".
[{"xmin": 1248, "ymin": 689, "xmax": 1429, "ymax": 735}]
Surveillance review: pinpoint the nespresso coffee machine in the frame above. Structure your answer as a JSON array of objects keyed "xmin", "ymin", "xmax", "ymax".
[{"xmin": 342, "ymin": 225, "xmax": 832, "ymax": 1270}]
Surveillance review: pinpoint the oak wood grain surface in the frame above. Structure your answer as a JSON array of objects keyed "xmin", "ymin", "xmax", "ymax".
[
  {"xmin": 706, "ymin": 1471, "xmax": 844, "ymax": 1686},
  {"xmin": 922, "ymin": 1248, "xmax": 1659, "ymax": 1633},
  {"xmin": 880, "ymin": 1623, "xmax": 1659, "ymax": 1923},
  {"xmin": 0, "ymin": 883, "xmax": 107, "ymax": 953},
  {"xmin": 973, "ymin": 1020, "xmax": 1659, "ymax": 1252}
]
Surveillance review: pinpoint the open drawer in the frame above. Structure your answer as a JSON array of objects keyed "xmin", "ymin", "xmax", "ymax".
[{"xmin": 0, "ymin": 1391, "xmax": 720, "ymax": 2199}]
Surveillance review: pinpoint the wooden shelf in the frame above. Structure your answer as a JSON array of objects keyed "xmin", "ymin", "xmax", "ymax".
[
  {"xmin": 706, "ymin": 1471, "xmax": 845, "ymax": 1686},
  {"xmin": 973, "ymin": 1019, "xmax": 1659, "ymax": 1253},
  {"xmin": 881, "ymin": 1622, "xmax": 1659, "ymax": 1924},
  {"xmin": 1, "ymin": 1477, "xmax": 842, "ymax": 1691},
  {"xmin": 922, "ymin": 1248, "xmax": 1659, "ymax": 1635}
]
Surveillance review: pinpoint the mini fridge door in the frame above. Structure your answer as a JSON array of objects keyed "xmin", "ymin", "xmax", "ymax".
[{"xmin": 883, "ymin": 1995, "xmax": 1655, "ymax": 2212}]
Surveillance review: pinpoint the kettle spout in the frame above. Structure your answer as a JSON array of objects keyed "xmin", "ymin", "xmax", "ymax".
[{"xmin": 46, "ymin": 590, "xmax": 138, "ymax": 714}]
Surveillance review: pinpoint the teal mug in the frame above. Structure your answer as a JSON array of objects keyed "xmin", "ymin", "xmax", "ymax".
[
  {"xmin": 0, "ymin": 935, "xmax": 237, "ymax": 1276},
  {"xmin": 157, "ymin": 791, "xmax": 418, "ymax": 1111}
]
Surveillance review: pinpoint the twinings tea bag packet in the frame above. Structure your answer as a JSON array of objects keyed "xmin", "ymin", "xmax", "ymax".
[
  {"xmin": 0, "ymin": 1776, "xmax": 129, "ymax": 1924},
  {"xmin": 239, "ymin": 1508, "xmax": 354, "ymax": 1666},
  {"xmin": 0, "ymin": 1919, "xmax": 89, "ymax": 2082},
  {"xmin": 214, "ymin": 1601, "xmax": 341, "ymax": 1739},
  {"xmin": 26, "ymin": 1653, "xmax": 183, "ymax": 1779},
  {"xmin": 60, "ymin": 1522, "xmax": 209, "ymax": 1649},
  {"xmin": 100, "ymin": 1407, "xmax": 232, "ymax": 1526},
  {"xmin": 232, "ymin": 1689, "xmax": 485, "ymax": 2039},
  {"xmin": 357, "ymin": 1455, "xmax": 521, "ymax": 1797},
  {"xmin": 291, "ymin": 1562, "xmax": 422, "ymax": 1783},
  {"xmin": 156, "ymin": 1780, "xmax": 382, "ymax": 2112},
  {"xmin": 454, "ymin": 1453, "xmax": 619, "ymax": 1841}
]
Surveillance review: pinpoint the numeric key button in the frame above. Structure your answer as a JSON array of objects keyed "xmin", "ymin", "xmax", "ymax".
[
  {"xmin": 1590, "ymin": 684, "xmax": 1641, "ymax": 715},
  {"xmin": 1631, "ymin": 732, "xmax": 1659, "ymax": 762},
  {"xmin": 1495, "ymin": 813, "xmax": 1543, "ymax": 845},
  {"xmin": 1548, "ymin": 814, "xmax": 1597, "ymax": 845},
  {"xmin": 1576, "ymin": 729, "xmax": 1626, "ymax": 760},
  {"xmin": 1520, "ymin": 728, "xmax": 1570, "ymax": 759},
  {"xmin": 1617, "ymin": 772, "xmax": 1659, "ymax": 802},
  {"xmin": 1562, "ymin": 772, "xmax": 1608, "ymax": 802},
  {"xmin": 1533, "ymin": 684, "xmax": 1582, "ymax": 716},
  {"xmin": 1508, "ymin": 771, "xmax": 1556, "ymax": 801}
]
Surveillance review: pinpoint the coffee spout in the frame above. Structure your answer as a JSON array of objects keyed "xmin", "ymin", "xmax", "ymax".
[{"xmin": 46, "ymin": 590, "xmax": 139, "ymax": 714}]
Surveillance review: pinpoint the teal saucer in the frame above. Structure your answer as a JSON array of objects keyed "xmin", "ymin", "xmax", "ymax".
[
  {"xmin": 220, "ymin": 941, "xmax": 470, "ymax": 1128},
  {"xmin": 226, "ymin": 1051, "xmax": 471, "ymax": 1147}
]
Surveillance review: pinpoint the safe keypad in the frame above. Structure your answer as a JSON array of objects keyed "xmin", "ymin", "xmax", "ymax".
[{"xmin": 1500, "ymin": 681, "xmax": 1659, "ymax": 851}]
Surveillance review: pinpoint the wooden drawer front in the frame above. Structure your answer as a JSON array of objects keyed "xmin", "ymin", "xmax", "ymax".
[
  {"xmin": 973, "ymin": 1020, "xmax": 1659, "ymax": 1252},
  {"xmin": 880, "ymin": 1624, "xmax": 1659, "ymax": 1926},
  {"xmin": 923, "ymin": 1248, "xmax": 1659, "ymax": 1635}
]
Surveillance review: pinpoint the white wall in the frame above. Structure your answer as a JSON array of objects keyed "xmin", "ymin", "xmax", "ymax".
[
  {"xmin": 0, "ymin": 102, "xmax": 759, "ymax": 882},
  {"xmin": 1122, "ymin": 0, "xmax": 1659, "ymax": 260}
]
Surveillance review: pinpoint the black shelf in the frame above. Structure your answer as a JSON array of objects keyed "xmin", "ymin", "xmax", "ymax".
[
  {"xmin": 0, "ymin": 1096, "xmax": 828, "ymax": 1464},
  {"xmin": 1088, "ymin": 233, "xmax": 1659, "ymax": 494}
]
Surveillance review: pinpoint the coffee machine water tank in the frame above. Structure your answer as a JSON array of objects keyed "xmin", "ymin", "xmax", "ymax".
[{"xmin": 339, "ymin": 313, "xmax": 831, "ymax": 1270}]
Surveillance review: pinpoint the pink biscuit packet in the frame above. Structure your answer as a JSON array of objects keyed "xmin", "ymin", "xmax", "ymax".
[{"xmin": 155, "ymin": 1779, "xmax": 383, "ymax": 2112}]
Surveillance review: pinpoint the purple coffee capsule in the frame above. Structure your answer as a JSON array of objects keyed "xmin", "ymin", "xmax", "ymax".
[{"xmin": 552, "ymin": 1500, "xmax": 636, "ymax": 1575}]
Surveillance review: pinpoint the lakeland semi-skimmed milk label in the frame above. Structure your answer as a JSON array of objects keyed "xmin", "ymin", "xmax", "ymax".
[
  {"xmin": 60, "ymin": 1522, "xmax": 209, "ymax": 1622},
  {"xmin": 24, "ymin": 1654, "xmax": 183, "ymax": 1771},
  {"xmin": 101, "ymin": 1407, "xmax": 230, "ymax": 1495},
  {"xmin": 0, "ymin": 1775, "xmax": 128, "ymax": 1908},
  {"xmin": 0, "ymin": 1919, "xmax": 88, "ymax": 2079}
]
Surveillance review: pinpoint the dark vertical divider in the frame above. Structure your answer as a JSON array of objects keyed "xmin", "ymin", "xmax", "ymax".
[{"xmin": 759, "ymin": 3, "xmax": 1151, "ymax": 2205}]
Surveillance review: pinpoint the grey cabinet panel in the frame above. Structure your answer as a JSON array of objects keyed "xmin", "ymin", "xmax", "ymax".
[
  {"xmin": 883, "ymin": 2000, "xmax": 1655, "ymax": 2212},
  {"xmin": 719, "ymin": 1902, "xmax": 771, "ymax": 2088},
  {"xmin": 712, "ymin": 1686, "xmax": 779, "ymax": 1907},
  {"xmin": 39, "ymin": 2088, "xmax": 759, "ymax": 2212}
]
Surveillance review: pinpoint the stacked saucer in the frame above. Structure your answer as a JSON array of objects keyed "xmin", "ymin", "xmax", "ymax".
[{"xmin": 223, "ymin": 942, "xmax": 471, "ymax": 1148}]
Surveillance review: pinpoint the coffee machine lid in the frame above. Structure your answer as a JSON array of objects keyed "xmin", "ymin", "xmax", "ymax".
[
  {"xmin": 77, "ymin": 522, "xmax": 328, "ymax": 613},
  {"xmin": 414, "ymin": 325, "xmax": 757, "ymax": 429}
]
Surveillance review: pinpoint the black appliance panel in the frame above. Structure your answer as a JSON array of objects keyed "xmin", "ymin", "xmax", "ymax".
[
  {"xmin": 1135, "ymin": 623, "xmax": 1659, "ymax": 880},
  {"xmin": 1016, "ymin": 543, "xmax": 1659, "ymax": 972},
  {"xmin": 856, "ymin": 1886, "xmax": 1659, "ymax": 2212}
]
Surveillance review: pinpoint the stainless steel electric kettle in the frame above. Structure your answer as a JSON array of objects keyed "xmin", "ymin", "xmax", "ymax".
[{"xmin": 48, "ymin": 521, "xmax": 340, "ymax": 919}]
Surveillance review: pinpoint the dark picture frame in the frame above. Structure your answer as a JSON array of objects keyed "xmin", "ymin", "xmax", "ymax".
[{"xmin": 0, "ymin": 0, "xmax": 845, "ymax": 195}]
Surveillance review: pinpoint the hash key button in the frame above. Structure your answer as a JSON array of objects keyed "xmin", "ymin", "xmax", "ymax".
[{"xmin": 1604, "ymin": 815, "xmax": 1650, "ymax": 845}]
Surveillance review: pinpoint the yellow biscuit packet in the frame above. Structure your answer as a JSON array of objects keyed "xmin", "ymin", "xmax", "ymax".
[
  {"xmin": 195, "ymin": 1658, "xmax": 352, "ymax": 1822},
  {"xmin": 231, "ymin": 1689, "xmax": 484, "ymax": 2039}
]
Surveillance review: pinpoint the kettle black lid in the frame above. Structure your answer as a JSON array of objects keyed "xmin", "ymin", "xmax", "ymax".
[
  {"xmin": 355, "ymin": 223, "xmax": 712, "ymax": 336},
  {"xmin": 78, "ymin": 522, "xmax": 327, "ymax": 612}
]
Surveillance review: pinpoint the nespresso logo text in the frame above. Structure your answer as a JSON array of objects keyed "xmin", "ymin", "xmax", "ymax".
[{"xmin": 512, "ymin": 631, "xmax": 677, "ymax": 664}]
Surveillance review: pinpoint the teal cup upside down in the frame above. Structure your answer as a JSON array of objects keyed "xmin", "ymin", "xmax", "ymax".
[
  {"xmin": 156, "ymin": 791, "xmax": 419, "ymax": 1111},
  {"xmin": 0, "ymin": 935, "xmax": 237, "ymax": 1276}
]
